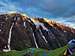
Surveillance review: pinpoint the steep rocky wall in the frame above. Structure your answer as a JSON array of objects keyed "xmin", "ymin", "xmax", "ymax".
[{"xmin": 0, "ymin": 13, "xmax": 75, "ymax": 51}]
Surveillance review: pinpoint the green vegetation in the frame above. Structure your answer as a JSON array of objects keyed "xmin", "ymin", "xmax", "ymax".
[{"xmin": 0, "ymin": 46, "xmax": 68, "ymax": 56}]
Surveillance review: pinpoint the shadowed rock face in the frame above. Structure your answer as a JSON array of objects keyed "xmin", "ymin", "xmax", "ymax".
[{"xmin": 0, "ymin": 13, "xmax": 75, "ymax": 51}]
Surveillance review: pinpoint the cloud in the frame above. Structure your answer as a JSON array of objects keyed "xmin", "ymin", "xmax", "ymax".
[
  {"xmin": 0, "ymin": 0, "xmax": 75, "ymax": 17},
  {"xmin": 0, "ymin": 0, "xmax": 27, "ymax": 13},
  {"xmin": 32, "ymin": 0, "xmax": 75, "ymax": 17},
  {"xmin": 0, "ymin": 0, "xmax": 75, "ymax": 28}
]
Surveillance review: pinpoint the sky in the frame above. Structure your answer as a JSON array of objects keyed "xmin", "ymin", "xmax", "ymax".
[{"xmin": 0, "ymin": 0, "xmax": 75, "ymax": 28}]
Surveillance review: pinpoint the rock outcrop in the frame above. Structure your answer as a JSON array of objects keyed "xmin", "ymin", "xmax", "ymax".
[{"xmin": 0, "ymin": 13, "xmax": 75, "ymax": 51}]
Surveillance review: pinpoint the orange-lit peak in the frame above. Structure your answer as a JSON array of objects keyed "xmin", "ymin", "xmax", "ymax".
[{"xmin": 31, "ymin": 18, "xmax": 39, "ymax": 23}]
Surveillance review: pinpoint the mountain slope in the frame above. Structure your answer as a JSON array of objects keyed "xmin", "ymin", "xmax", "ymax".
[{"xmin": 0, "ymin": 13, "xmax": 75, "ymax": 51}]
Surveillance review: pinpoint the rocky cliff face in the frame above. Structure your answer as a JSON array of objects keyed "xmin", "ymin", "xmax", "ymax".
[{"xmin": 0, "ymin": 13, "xmax": 75, "ymax": 51}]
